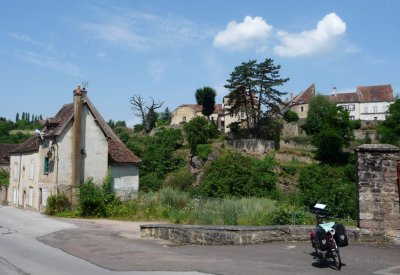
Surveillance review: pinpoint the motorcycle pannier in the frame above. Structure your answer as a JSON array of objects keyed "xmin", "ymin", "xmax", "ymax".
[
  {"xmin": 333, "ymin": 223, "xmax": 348, "ymax": 247},
  {"xmin": 316, "ymin": 226, "xmax": 330, "ymax": 251}
]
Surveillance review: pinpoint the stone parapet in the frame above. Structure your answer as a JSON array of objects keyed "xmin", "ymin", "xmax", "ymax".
[{"xmin": 140, "ymin": 224, "xmax": 360, "ymax": 245}]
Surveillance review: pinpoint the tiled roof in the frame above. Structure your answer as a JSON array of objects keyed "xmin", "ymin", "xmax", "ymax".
[
  {"xmin": 9, "ymin": 94, "xmax": 141, "ymax": 164},
  {"xmin": 332, "ymin": 92, "xmax": 359, "ymax": 103},
  {"xmin": 10, "ymin": 136, "xmax": 40, "ymax": 154},
  {"xmin": 108, "ymin": 139, "xmax": 141, "ymax": 164},
  {"xmin": 357, "ymin": 84, "xmax": 394, "ymax": 102},
  {"xmin": 290, "ymin": 84, "xmax": 315, "ymax": 105},
  {"xmin": 0, "ymin": 144, "xmax": 19, "ymax": 164}
]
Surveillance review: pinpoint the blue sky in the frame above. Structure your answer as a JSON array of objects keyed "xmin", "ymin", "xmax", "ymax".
[{"xmin": 1, "ymin": 0, "xmax": 399, "ymax": 126}]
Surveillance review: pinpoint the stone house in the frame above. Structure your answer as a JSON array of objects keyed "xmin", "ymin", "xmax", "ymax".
[
  {"xmin": 7, "ymin": 86, "xmax": 141, "ymax": 212},
  {"xmin": 171, "ymin": 104, "xmax": 224, "ymax": 131},
  {"xmin": 0, "ymin": 144, "xmax": 19, "ymax": 171},
  {"xmin": 333, "ymin": 84, "xmax": 395, "ymax": 121}
]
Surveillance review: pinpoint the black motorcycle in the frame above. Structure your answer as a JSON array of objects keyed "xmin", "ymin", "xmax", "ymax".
[{"xmin": 309, "ymin": 203, "xmax": 348, "ymax": 271}]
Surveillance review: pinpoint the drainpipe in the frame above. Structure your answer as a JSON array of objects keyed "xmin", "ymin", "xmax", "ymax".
[
  {"xmin": 72, "ymin": 86, "xmax": 83, "ymax": 185},
  {"xmin": 55, "ymin": 143, "xmax": 59, "ymax": 195}
]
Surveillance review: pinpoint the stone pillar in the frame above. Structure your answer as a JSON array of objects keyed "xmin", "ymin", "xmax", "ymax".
[{"xmin": 356, "ymin": 144, "xmax": 400, "ymax": 237}]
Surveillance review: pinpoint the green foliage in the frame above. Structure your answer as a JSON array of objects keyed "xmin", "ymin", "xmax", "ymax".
[
  {"xmin": 105, "ymin": 199, "xmax": 138, "ymax": 219},
  {"xmin": 160, "ymin": 187, "xmax": 190, "ymax": 209},
  {"xmin": 378, "ymin": 98, "xmax": 400, "ymax": 146},
  {"xmin": 140, "ymin": 173, "xmax": 163, "ymax": 192},
  {"xmin": 224, "ymin": 58, "xmax": 289, "ymax": 136},
  {"xmin": 183, "ymin": 117, "xmax": 219, "ymax": 154},
  {"xmin": 283, "ymin": 110, "xmax": 299, "ymax": 123},
  {"xmin": 298, "ymin": 163, "xmax": 357, "ymax": 219},
  {"xmin": 102, "ymin": 171, "xmax": 116, "ymax": 205},
  {"xmin": 78, "ymin": 178, "xmax": 107, "ymax": 217},
  {"xmin": 363, "ymin": 132, "xmax": 372, "ymax": 144},
  {"xmin": 198, "ymin": 151, "xmax": 277, "ymax": 198},
  {"xmin": 195, "ymin": 87, "xmax": 217, "ymax": 118},
  {"xmin": 196, "ymin": 144, "xmax": 212, "ymax": 160},
  {"xmin": 163, "ymin": 167, "xmax": 195, "ymax": 192},
  {"xmin": 302, "ymin": 95, "xmax": 354, "ymax": 163},
  {"xmin": 45, "ymin": 193, "xmax": 70, "ymax": 216},
  {"xmin": 0, "ymin": 169, "xmax": 9, "ymax": 186}
]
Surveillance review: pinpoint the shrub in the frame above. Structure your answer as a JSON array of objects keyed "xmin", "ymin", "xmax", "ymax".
[
  {"xmin": 283, "ymin": 110, "xmax": 299, "ymax": 123},
  {"xmin": 183, "ymin": 117, "xmax": 219, "ymax": 153},
  {"xmin": 196, "ymin": 144, "xmax": 212, "ymax": 161},
  {"xmin": 298, "ymin": 164, "xmax": 357, "ymax": 219},
  {"xmin": 163, "ymin": 167, "xmax": 195, "ymax": 192},
  {"xmin": 106, "ymin": 199, "xmax": 137, "ymax": 219},
  {"xmin": 45, "ymin": 193, "xmax": 70, "ymax": 216},
  {"xmin": 140, "ymin": 173, "xmax": 163, "ymax": 192},
  {"xmin": 160, "ymin": 187, "xmax": 190, "ymax": 209},
  {"xmin": 0, "ymin": 169, "xmax": 9, "ymax": 186},
  {"xmin": 198, "ymin": 151, "xmax": 277, "ymax": 198},
  {"xmin": 102, "ymin": 170, "xmax": 116, "ymax": 205},
  {"xmin": 79, "ymin": 178, "xmax": 107, "ymax": 217}
]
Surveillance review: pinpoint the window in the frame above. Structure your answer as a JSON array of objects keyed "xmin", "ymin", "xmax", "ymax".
[
  {"xmin": 28, "ymin": 187, "xmax": 33, "ymax": 206},
  {"xmin": 29, "ymin": 161, "xmax": 34, "ymax": 180},
  {"xmin": 13, "ymin": 163, "xmax": 19, "ymax": 181},
  {"xmin": 350, "ymin": 116, "xmax": 355, "ymax": 120},
  {"xmin": 374, "ymin": 117, "xmax": 378, "ymax": 121},
  {"xmin": 373, "ymin": 106, "xmax": 377, "ymax": 113},
  {"xmin": 349, "ymin": 105, "xmax": 355, "ymax": 111},
  {"xmin": 300, "ymin": 106, "xmax": 304, "ymax": 112},
  {"xmin": 241, "ymin": 111, "xmax": 245, "ymax": 118},
  {"xmin": 44, "ymin": 157, "xmax": 49, "ymax": 174},
  {"xmin": 364, "ymin": 106, "xmax": 368, "ymax": 113},
  {"xmin": 182, "ymin": 116, "xmax": 186, "ymax": 122},
  {"xmin": 13, "ymin": 187, "xmax": 17, "ymax": 203}
]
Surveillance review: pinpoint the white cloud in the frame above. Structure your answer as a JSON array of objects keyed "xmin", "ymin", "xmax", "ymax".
[
  {"xmin": 16, "ymin": 50, "xmax": 81, "ymax": 77},
  {"xmin": 213, "ymin": 16, "xmax": 273, "ymax": 51},
  {"xmin": 274, "ymin": 13, "xmax": 347, "ymax": 57},
  {"xmin": 83, "ymin": 22, "xmax": 150, "ymax": 51}
]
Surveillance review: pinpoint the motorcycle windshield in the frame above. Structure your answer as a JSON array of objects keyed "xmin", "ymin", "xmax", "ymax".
[{"xmin": 319, "ymin": 222, "xmax": 335, "ymax": 232}]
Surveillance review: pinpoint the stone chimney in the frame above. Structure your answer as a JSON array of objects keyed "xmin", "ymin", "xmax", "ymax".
[
  {"xmin": 72, "ymin": 86, "xmax": 83, "ymax": 185},
  {"xmin": 332, "ymin": 86, "xmax": 337, "ymax": 96}
]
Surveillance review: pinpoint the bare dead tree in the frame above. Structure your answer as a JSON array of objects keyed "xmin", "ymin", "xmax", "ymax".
[{"xmin": 130, "ymin": 95, "xmax": 164, "ymax": 132}]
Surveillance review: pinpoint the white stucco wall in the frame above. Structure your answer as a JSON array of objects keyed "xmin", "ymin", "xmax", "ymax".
[
  {"xmin": 81, "ymin": 106, "xmax": 108, "ymax": 184},
  {"xmin": 171, "ymin": 107, "xmax": 197, "ymax": 124},
  {"xmin": 359, "ymin": 102, "xmax": 391, "ymax": 121},
  {"xmin": 110, "ymin": 164, "xmax": 139, "ymax": 198}
]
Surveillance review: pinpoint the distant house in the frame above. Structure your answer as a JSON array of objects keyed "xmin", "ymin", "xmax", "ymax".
[
  {"xmin": 332, "ymin": 84, "xmax": 395, "ymax": 121},
  {"xmin": 284, "ymin": 84, "xmax": 395, "ymax": 121},
  {"xmin": 0, "ymin": 144, "xmax": 19, "ymax": 171},
  {"xmin": 171, "ymin": 104, "xmax": 224, "ymax": 131},
  {"xmin": 7, "ymin": 86, "xmax": 141, "ymax": 212}
]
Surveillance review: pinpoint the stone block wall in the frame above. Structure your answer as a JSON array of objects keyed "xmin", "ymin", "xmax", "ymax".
[{"xmin": 356, "ymin": 144, "xmax": 400, "ymax": 237}]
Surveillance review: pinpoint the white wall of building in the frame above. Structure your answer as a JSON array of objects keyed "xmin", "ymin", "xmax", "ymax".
[{"xmin": 110, "ymin": 164, "xmax": 139, "ymax": 198}]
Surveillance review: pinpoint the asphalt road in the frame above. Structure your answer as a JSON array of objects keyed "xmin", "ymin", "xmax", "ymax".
[{"xmin": 1, "ymin": 206, "xmax": 399, "ymax": 275}]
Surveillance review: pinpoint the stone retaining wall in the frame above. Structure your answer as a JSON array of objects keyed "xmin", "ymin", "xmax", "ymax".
[{"xmin": 140, "ymin": 224, "xmax": 359, "ymax": 245}]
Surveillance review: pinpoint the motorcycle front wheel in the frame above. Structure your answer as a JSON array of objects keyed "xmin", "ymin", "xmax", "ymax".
[{"xmin": 331, "ymin": 249, "xmax": 342, "ymax": 270}]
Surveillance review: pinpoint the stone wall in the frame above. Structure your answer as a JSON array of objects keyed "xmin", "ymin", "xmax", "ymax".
[
  {"xmin": 356, "ymin": 144, "xmax": 400, "ymax": 240},
  {"xmin": 140, "ymin": 224, "xmax": 359, "ymax": 245},
  {"xmin": 230, "ymin": 139, "xmax": 274, "ymax": 154}
]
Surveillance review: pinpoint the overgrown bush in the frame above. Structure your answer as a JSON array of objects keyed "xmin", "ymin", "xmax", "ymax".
[
  {"xmin": 283, "ymin": 110, "xmax": 299, "ymax": 123},
  {"xmin": 140, "ymin": 173, "xmax": 163, "ymax": 192},
  {"xmin": 79, "ymin": 178, "xmax": 107, "ymax": 217},
  {"xmin": 183, "ymin": 117, "xmax": 219, "ymax": 153},
  {"xmin": 298, "ymin": 163, "xmax": 357, "ymax": 219},
  {"xmin": 198, "ymin": 150, "xmax": 277, "ymax": 198},
  {"xmin": 163, "ymin": 167, "xmax": 195, "ymax": 192},
  {"xmin": 45, "ymin": 193, "xmax": 70, "ymax": 215},
  {"xmin": 196, "ymin": 144, "xmax": 212, "ymax": 160}
]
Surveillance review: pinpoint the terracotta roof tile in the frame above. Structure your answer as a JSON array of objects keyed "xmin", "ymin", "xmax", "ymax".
[
  {"xmin": 357, "ymin": 84, "xmax": 394, "ymax": 102},
  {"xmin": 0, "ymin": 144, "xmax": 19, "ymax": 164},
  {"xmin": 179, "ymin": 104, "xmax": 223, "ymax": 114},
  {"xmin": 10, "ymin": 136, "xmax": 40, "ymax": 154},
  {"xmin": 332, "ymin": 92, "xmax": 359, "ymax": 103},
  {"xmin": 108, "ymin": 139, "xmax": 141, "ymax": 164},
  {"xmin": 290, "ymin": 84, "xmax": 315, "ymax": 105}
]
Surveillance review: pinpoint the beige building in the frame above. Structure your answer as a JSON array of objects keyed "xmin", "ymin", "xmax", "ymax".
[
  {"xmin": 171, "ymin": 104, "xmax": 224, "ymax": 130},
  {"xmin": 7, "ymin": 87, "xmax": 141, "ymax": 212}
]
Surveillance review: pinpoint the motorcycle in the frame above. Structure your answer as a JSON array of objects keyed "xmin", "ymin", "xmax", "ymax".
[{"xmin": 309, "ymin": 203, "xmax": 347, "ymax": 271}]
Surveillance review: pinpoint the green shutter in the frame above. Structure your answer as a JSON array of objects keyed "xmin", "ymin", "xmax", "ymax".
[{"xmin": 44, "ymin": 157, "xmax": 49, "ymax": 174}]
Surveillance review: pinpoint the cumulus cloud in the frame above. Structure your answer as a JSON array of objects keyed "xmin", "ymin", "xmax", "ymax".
[
  {"xmin": 213, "ymin": 16, "xmax": 273, "ymax": 51},
  {"xmin": 274, "ymin": 13, "xmax": 347, "ymax": 57}
]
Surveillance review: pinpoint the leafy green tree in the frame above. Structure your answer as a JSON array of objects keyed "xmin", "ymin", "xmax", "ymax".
[
  {"xmin": 302, "ymin": 95, "xmax": 354, "ymax": 163},
  {"xmin": 283, "ymin": 110, "xmax": 299, "ymax": 123},
  {"xmin": 198, "ymin": 151, "xmax": 277, "ymax": 198},
  {"xmin": 195, "ymin": 87, "xmax": 216, "ymax": 119},
  {"xmin": 183, "ymin": 117, "xmax": 219, "ymax": 154},
  {"xmin": 224, "ymin": 58, "xmax": 289, "ymax": 136},
  {"xmin": 378, "ymin": 98, "xmax": 400, "ymax": 146}
]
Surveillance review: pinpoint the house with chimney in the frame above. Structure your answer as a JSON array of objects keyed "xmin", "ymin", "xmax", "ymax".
[
  {"xmin": 171, "ymin": 104, "xmax": 225, "ymax": 131},
  {"xmin": 7, "ymin": 87, "xmax": 141, "ymax": 212}
]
